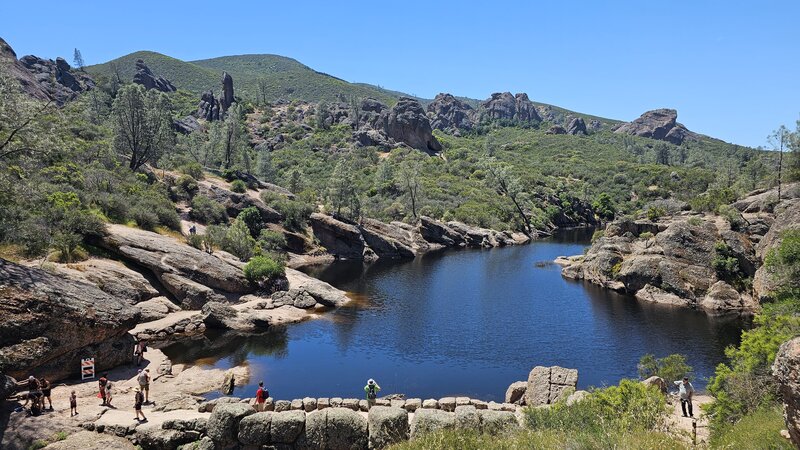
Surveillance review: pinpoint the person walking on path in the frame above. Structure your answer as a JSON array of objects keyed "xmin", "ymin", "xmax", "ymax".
[
  {"xmin": 674, "ymin": 376, "xmax": 695, "ymax": 417},
  {"xmin": 134, "ymin": 340, "xmax": 147, "ymax": 366},
  {"xmin": 364, "ymin": 379, "xmax": 381, "ymax": 408},
  {"xmin": 69, "ymin": 390, "xmax": 78, "ymax": 417},
  {"xmin": 253, "ymin": 381, "xmax": 269, "ymax": 411},
  {"xmin": 98, "ymin": 373, "xmax": 109, "ymax": 406},
  {"xmin": 134, "ymin": 387, "xmax": 147, "ymax": 422},
  {"xmin": 40, "ymin": 377, "xmax": 53, "ymax": 411},
  {"xmin": 137, "ymin": 369, "xmax": 151, "ymax": 404}
]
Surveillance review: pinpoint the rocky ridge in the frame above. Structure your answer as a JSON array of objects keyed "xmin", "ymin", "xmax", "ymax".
[
  {"xmin": 614, "ymin": 108, "xmax": 698, "ymax": 145},
  {"xmin": 132, "ymin": 59, "xmax": 176, "ymax": 92}
]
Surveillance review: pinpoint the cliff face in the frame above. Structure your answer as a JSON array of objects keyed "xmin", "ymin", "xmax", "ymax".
[
  {"xmin": 561, "ymin": 184, "xmax": 800, "ymax": 315},
  {"xmin": 0, "ymin": 259, "xmax": 139, "ymax": 381}
]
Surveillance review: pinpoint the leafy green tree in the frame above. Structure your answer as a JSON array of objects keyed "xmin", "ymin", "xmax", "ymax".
[
  {"xmin": 481, "ymin": 157, "xmax": 532, "ymax": 235},
  {"xmin": 0, "ymin": 68, "xmax": 53, "ymax": 161},
  {"xmin": 768, "ymin": 125, "xmax": 791, "ymax": 200},
  {"xmin": 219, "ymin": 103, "xmax": 250, "ymax": 170},
  {"xmin": 592, "ymin": 193, "xmax": 616, "ymax": 220},
  {"xmin": 112, "ymin": 84, "xmax": 174, "ymax": 171},
  {"xmin": 398, "ymin": 157, "xmax": 423, "ymax": 220},
  {"xmin": 238, "ymin": 206, "xmax": 264, "ymax": 238},
  {"xmin": 637, "ymin": 354, "xmax": 693, "ymax": 383},
  {"xmin": 789, "ymin": 119, "xmax": 800, "ymax": 182},
  {"xmin": 72, "ymin": 48, "xmax": 85, "ymax": 71},
  {"xmin": 222, "ymin": 218, "xmax": 256, "ymax": 261},
  {"xmin": 257, "ymin": 149, "xmax": 276, "ymax": 182},
  {"xmin": 315, "ymin": 102, "xmax": 330, "ymax": 130},
  {"xmin": 654, "ymin": 143, "xmax": 670, "ymax": 165},
  {"xmin": 328, "ymin": 158, "xmax": 360, "ymax": 218}
]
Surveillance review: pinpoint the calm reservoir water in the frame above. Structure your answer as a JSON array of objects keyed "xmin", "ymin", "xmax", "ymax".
[{"xmin": 163, "ymin": 228, "xmax": 745, "ymax": 402}]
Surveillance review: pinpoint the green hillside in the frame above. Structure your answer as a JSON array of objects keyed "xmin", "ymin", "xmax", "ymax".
[
  {"xmin": 190, "ymin": 54, "xmax": 398, "ymax": 104},
  {"xmin": 86, "ymin": 51, "xmax": 219, "ymax": 93}
]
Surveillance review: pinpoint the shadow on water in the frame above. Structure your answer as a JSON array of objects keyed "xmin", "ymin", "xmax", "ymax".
[{"xmin": 163, "ymin": 228, "xmax": 747, "ymax": 401}]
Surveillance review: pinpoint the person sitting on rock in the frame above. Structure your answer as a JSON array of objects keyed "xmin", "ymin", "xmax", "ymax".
[
  {"xmin": 364, "ymin": 378, "xmax": 381, "ymax": 408},
  {"xmin": 253, "ymin": 381, "xmax": 269, "ymax": 411},
  {"xmin": 674, "ymin": 376, "xmax": 695, "ymax": 417},
  {"xmin": 134, "ymin": 387, "xmax": 147, "ymax": 422},
  {"xmin": 40, "ymin": 377, "xmax": 53, "ymax": 411}
]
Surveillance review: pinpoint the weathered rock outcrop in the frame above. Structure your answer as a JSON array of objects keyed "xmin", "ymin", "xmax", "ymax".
[
  {"xmin": 368, "ymin": 406, "xmax": 409, "ymax": 449},
  {"xmin": 524, "ymin": 366, "xmax": 578, "ymax": 406},
  {"xmin": 221, "ymin": 72, "xmax": 234, "ymax": 113},
  {"xmin": 0, "ymin": 38, "xmax": 94, "ymax": 105},
  {"xmin": 545, "ymin": 125, "xmax": 567, "ymax": 135},
  {"xmin": 614, "ymin": 109, "xmax": 698, "ymax": 145},
  {"xmin": 98, "ymin": 224, "xmax": 252, "ymax": 294},
  {"xmin": 562, "ymin": 215, "xmax": 758, "ymax": 315},
  {"xmin": 359, "ymin": 218, "xmax": 418, "ymax": 259},
  {"xmin": 565, "ymin": 117, "xmax": 588, "ymax": 135},
  {"xmin": 309, "ymin": 213, "xmax": 368, "ymax": 260},
  {"xmin": 773, "ymin": 337, "xmax": 800, "ymax": 447},
  {"xmin": 132, "ymin": 59, "xmax": 176, "ymax": 92},
  {"xmin": 197, "ymin": 91, "xmax": 220, "ymax": 121},
  {"xmin": 0, "ymin": 259, "xmax": 138, "ymax": 381},
  {"xmin": 173, "ymin": 115, "xmax": 201, "ymax": 135},
  {"xmin": 479, "ymin": 92, "xmax": 541, "ymax": 124},
  {"xmin": 42, "ymin": 259, "xmax": 159, "ymax": 304},
  {"xmin": 427, "ymin": 93, "xmax": 475, "ymax": 133},
  {"xmin": 197, "ymin": 181, "xmax": 282, "ymax": 222},
  {"xmin": 385, "ymin": 97, "xmax": 443, "ymax": 153}
]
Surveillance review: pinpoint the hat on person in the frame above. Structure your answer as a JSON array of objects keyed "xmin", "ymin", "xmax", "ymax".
[
  {"xmin": 683, "ymin": 376, "xmax": 689, "ymax": 380},
  {"xmin": 367, "ymin": 379, "xmax": 375, "ymax": 385},
  {"xmin": 28, "ymin": 376, "xmax": 35, "ymax": 381}
]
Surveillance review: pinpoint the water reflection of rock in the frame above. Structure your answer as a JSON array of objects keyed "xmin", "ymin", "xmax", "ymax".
[{"xmin": 163, "ymin": 328, "xmax": 290, "ymax": 367}]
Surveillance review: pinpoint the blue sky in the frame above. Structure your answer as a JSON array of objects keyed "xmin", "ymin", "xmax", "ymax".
[{"xmin": 2, "ymin": 0, "xmax": 798, "ymax": 147}]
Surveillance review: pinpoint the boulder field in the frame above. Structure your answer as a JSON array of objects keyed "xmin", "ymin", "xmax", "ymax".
[{"xmin": 560, "ymin": 184, "xmax": 800, "ymax": 315}]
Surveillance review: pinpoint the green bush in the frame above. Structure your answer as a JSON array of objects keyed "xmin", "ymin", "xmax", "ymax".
[
  {"xmin": 639, "ymin": 231, "xmax": 654, "ymax": 240},
  {"xmin": 717, "ymin": 204, "xmax": 746, "ymax": 231},
  {"xmin": 592, "ymin": 192, "xmax": 616, "ymax": 220},
  {"xmin": 243, "ymin": 255, "xmax": 285, "ymax": 282},
  {"xmin": 261, "ymin": 192, "xmax": 314, "ymax": 231},
  {"xmin": 687, "ymin": 216, "xmax": 704, "ymax": 226},
  {"xmin": 189, "ymin": 195, "xmax": 228, "ymax": 225},
  {"xmin": 176, "ymin": 174, "xmax": 198, "ymax": 199},
  {"xmin": 238, "ymin": 206, "xmax": 264, "ymax": 238},
  {"xmin": 179, "ymin": 162, "xmax": 204, "ymax": 180},
  {"xmin": 764, "ymin": 229, "xmax": 800, "ymax": 294},
  {"xmin": 131, "ymin": 205, "xmax": 160, "ymax": 230},
  {"xmin": 258, "ymin": 229, "xmax": 287, "ymax": 252},
  {"xmin": 524, "ymin": 379, "xmax": 668, "ymax": 435},
  {"xmin": 230, "ymin": 179, "xmax": 247, "ymax": 193},
  {"xmin": 712, "ymin": 241, "xmax": 741, "ymax": 281},
  {"xmin": 637, "ymin": 353, "xmax": 692, "ymax": 383},
  {"xmin": 591, "ymin": 230, "xmax": 605, "ymax": 243},
  {"xmin": 221, "ymin": 219, "xmax": 256, "ymax": 261},
  {"xmin": 646, "ymin": 205, "xmax": 666, "ymax": 221}
]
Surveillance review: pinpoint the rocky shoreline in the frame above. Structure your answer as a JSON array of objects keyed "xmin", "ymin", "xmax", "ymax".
[{"xmin": 557, "ymin": 183, "xmax": 799, "ymax": 315}]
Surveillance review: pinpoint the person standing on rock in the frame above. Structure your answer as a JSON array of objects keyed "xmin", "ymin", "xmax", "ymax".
[
  {"xmin": 134, "ymin": 387, "xmax": 147, "ymax": 422},
  {"xmin": 253, "ymin": 381, "xmax": 268, "ymax": 411},
  {"xmin": 134, "ymin": 339, "xmax": 147, "ymax": 366},
  {"xmin": 674, "ymin": 376, "xmax": 695, "ymax": 417},
  {"xmin": 98, "ymin": 373, "xmax": 109, "ymax": 406},
  {"xmin": 40, "ymin": 377, "xmax": 53, "ymax": 411},
  {"xmin": 364, "ymin": 378, "xmax": 381, "ymax": 408},
  {"xmin": 137, "ymin": 369, "xmax": 151, "ymax": 404},
  {"xmin": 69, "ymin": 390, "xmax": 78, "ymax": 417}
]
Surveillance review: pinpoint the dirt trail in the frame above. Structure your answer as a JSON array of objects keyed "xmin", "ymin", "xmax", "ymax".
[{"xmin": 666, "ymin": 394, "xmax": 713, "ymax": 445}]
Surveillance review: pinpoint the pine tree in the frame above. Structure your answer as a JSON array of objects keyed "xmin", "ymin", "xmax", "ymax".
[{"xmin": 73, "ymin": 48, "xmax": 85, "ymax": 71}]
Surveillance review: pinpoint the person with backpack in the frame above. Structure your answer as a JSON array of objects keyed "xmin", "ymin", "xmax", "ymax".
[
  {"xmin": 364, "ymin": 378, "xmax": 381, "ymax": 408},
  {"xmin": 98, "ymin": 373, "xmax": 109, "ymax": 406},
  {"xmin": 136, "ymin": 369, "xmax": 151, "ymax": 403},
  {"xmin": 134, "ymin": 340, "xmax": 147, "ymax": 366},
  {"xmin": 253, "ymin": 381, "xmax": 269, "ymax": 411},
  {"xmin": 69, "ymin": 390, "xmax": 78, "ymax": 417},
  {"xmin": 134, "ymin": 387, "xmax": 147, "ymax": 422}
]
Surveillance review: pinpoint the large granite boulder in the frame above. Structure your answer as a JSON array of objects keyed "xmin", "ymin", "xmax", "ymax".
[
  {"xmin": 614, "ymin": 109, "xmax": 697, "ymax": 145},
  {"xmin": 479, "ymin": 92, "xmax": 541, "ymax": 124},
  {"xmin": 98, "ymin": 224, "xmax": 252, "ymax": 294},
  {"xmin": 309, "ymin": 213, "xmax": 367, "ymax": 259},
  {"xmin": 700, "ymin": 281, "xmax": 756, "ymax": 314},
  {"xmin": 565, "ymin": 117, "xmax": 588, "ymax": 135},
  {"xmin": 525, "ymin": 366, "xmax": 578, "ymax": 406},
  {"xmin": 368, "ymin": 406, "xmax": 409, "ymax": 449},
  {"xmin": 426, "ymin": 93, "xmax": 475, "ymax": 133},
  {"xmin": 12, "ymin": 47, "xmax": 94, "ymax": 105},
  {"xmin": 198, "ymin": 90, "xmax": 220, "ymax": 121},
  {"xmin": 207, "ymin": 403, "xmax": 255, "ymax": 448},
  {"xmin": 0, "ymin": 259, "xmax": 138, "ymax": 381},
  {"xmin": 418, "ymin": 216, "xmax": 466, "ymax": 247},
  {"xmin": 359, "ymin": 218, "xmax": 417, "ymax": 259},
  {"xmin": 285, "ymin": 268, "xmax": 350, "ymax": 307},
  {"xmin": 410, "ymin": 408, "xmax": 455, "ymax": 438},
  {"xmin": 132, "ymin": 59, "xmax": 176, "ymax": 92},
  {"xmin": 478, "ymin": 410, "xmax": 519, "ymax": 435},
  {"xmin": 237, "ymin": 411, "xmax": 273, "ymax": 446},
  {"xmin": 773, "ymin": 337, "xmax": 800, "ymax": 447},
  {"xmin": 44, "ymin": 258, "xmax": 159, "ymax": 304},
  {"xmin": 385, "ymin": 97, "xmax": 442, "ymax": 153},
  {"xmin": 505, "ymin": 381, "xmax": 527, "ymax": 405},
  {"xmin": 135, "ymin": 427, "xmax": 199, "ymax": 450},
  {"xmin": 270, "ymin": 410, "xmax": 306, "ymax": 445}
]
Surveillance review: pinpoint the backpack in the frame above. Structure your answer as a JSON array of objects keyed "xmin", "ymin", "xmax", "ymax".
[
  {"xmin": 136, "ymin": 391, "xmax": 144, "ymax": 404},
  {"xmin": 367, "ymin": 385, "xmax": 377, "ymax": 400},
  {"xmin": 137, "ymin": 372, "xmax": 148, "ymax": 385}
]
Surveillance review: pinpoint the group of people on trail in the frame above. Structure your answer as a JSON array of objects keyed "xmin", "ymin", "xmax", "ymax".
[
  {"xmin": 97, "ymin": 368, "xmax": 151, "ymax": 422},
  {"xmin": 16, "ymin": 376, "xmax": 53, "ymax": 416},
  {"xmin": 252, "ymin": 378, "xmax": 382, "ymax": 410}
]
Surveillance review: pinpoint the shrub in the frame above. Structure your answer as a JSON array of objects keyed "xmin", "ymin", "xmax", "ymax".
[
  {"xmin": 179, "ymin": 162, "xmax": 204, "ymax": 180},
  {"xmin": 238, "ymin": 206, "xmax": 265, "ymax": 238},
  {"xmin": 261, "ymin": 192, "xmax": 314, "ymax": 231},
  {"xmin": 712, "ymin": 241, "xmax": 741, "ymax": 281},
  {"xmin": 243, "ymin": 255, "xmax": 285, "ymax": 282},
  {"xmin": 258, "ymin": 229, "xmax": 287, "ymax": 252},
  {"xmin": 230, "ymin": 179, "xmax": 247, "ymax": 193},
  {"xmin": 186, "ymin": 233, "xmax": 204, "ymax": 250},
  {"xmin": 592, "ymin": 193, "xmax": 616, "ymax": 220},
  {"xmin": 637, "ymin": 353, "xmax": 692, "ymax": 383},
  {"xmin": 189, "ymin": 196, "xmax": 228, "ymax": 225},
  {"xmin": 176, "ymin": 174, "xmax": 198, "ymax": 199},
  {"xmin": 646, "ymin": 206, "xmax": 666, "ymax": 221},
  {"xmin": 639, "ymin": 231, "xmax": 654, "ymax": 240},
  {"xmin": 591, "ymin": 230, "xmax": 605, "ymax": 243},
  {"xmin": 131, "ymin": 205, "xmax": 159, "ymax": 230},
  {"xmin": 221, "ymin": 219, "xmax": 256, "ymax": 261},
  {"xmin": 687, "ymin": 216, "xmax": 704, "ymax": 226},
  {"xmin": 764, "ymin": 229, "xmax": 800, "ymax": 293},
  {"xmin": 717, "ymin": 204, "xmax": 745, "ymax": 231},
  {"xmin": 525, "ymin": 379, "xmax": 668, "ymax": 435}
]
